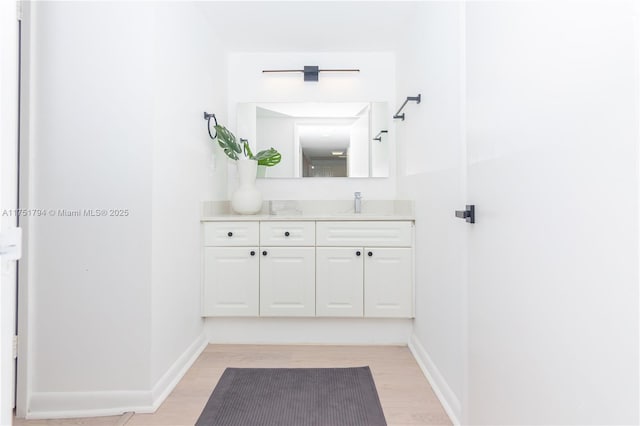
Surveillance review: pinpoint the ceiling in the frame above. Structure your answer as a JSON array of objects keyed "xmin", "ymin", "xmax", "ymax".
[
  {"xmin": 257, "ymin": 102, "xmax": 369, "ymax": 118},
  {"xmin": 199, "ymin": 1, "xmax": 422, "ymax": 52},
  {"xmin": 299, "ymin": 124, "xmax": 352, "ymax": 157},
  {"xmin": 256, "ymin": 102, "xmax": 368, "ymax": 156}
]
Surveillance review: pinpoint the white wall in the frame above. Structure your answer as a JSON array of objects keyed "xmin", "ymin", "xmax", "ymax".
[
  {"xmin": 29, "ymin": 2, "xmax": 154, "ymax": 407},
  {"xmin": 398, "ymin": 1, "xmax": 639, "ymax": 425},
  {"xmin": 395, "ymin": 3, "xmax": 466, "ymax": 423},
  {"xmin": 370, "ymin": 102, "xmax": 389, "ymax": 177},
  {"xmin": 348, "ymin": 112, "xmax": 369, "ymax": 177},
  {"xmin": 465, "ymin": 2, "xmax": 639, "ymax": 424},
  {"xmin": 227, "ymin": 52, "xmax": 396, "ymax": 200},
  {"xmin": 255, "ymin": 116, "xmax": 296, "ymax": 177},
  {"xmin": 25, "ymin": 1, "xmax": 226, "ymax": 417},
  {"xmin": 149, "ymin": 2, "xmax": 227, "ymax": 388}
]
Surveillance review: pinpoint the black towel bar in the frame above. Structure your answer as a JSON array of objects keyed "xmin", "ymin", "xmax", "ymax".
[
  {"xmin": 373, "ymin": 130, "xmax": 388, "ymax": 141},
  {"xmin": 393, "ymin": 94, "xmax": 421, "ymax": 121}
]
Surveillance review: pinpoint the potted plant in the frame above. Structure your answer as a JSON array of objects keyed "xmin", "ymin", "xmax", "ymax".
[
  {"xmin": 213, "ymin": 124, "xmax": 281, "ymax": 214},
  {"xmin": 213, "ymin": 124, "xmax": 281, "ymax": 166}
]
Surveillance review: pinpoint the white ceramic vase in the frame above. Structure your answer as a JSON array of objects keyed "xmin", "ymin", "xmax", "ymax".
[{"xmin": 231, "ymin": 159, "xmax": 263, "ymax": 214}]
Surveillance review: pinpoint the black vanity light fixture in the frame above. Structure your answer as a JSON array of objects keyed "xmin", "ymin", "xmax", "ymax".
[{"xmin": 262, "ymin": 65, "xmax": 360, "ymax": 82}]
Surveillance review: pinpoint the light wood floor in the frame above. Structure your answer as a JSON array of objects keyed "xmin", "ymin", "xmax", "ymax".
[{"xmin": 14, "ymin": 345, "xmax": 452, "ymax": 426}]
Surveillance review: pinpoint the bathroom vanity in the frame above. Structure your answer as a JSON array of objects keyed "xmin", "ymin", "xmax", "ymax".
[{"xmin": 200, "ymin": 200, "xmax": 414, "ymax": 319}]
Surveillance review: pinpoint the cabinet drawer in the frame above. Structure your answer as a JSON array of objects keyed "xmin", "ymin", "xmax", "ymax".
[
  {"xmin": 203, "ymin": 222, "xmax": 259, "ymax": 246},
  {"xmin": 316, "ymin": 221, "xmax": 412, "ymax": 247},
  {"xmin": 260, "ymin": 221, "xmax": 315, "ymax": 246}
]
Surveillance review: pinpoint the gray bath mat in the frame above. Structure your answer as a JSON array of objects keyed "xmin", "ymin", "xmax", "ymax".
[{"xmin": 195, "ymin": 366, "xmax": 387, "ymax": 426}]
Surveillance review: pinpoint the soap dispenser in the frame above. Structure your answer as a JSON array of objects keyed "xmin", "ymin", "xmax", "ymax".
[{"xmin": 354, "ymin": 192, "xmax": 362, "ymax": 214}]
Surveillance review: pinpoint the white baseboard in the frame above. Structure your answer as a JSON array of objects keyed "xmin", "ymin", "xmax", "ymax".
[
  {"xmin": 205, "ymin": 317, "xmax": 413, "ymax": 345},
  {"xmin": 408, "ymin": 333, "xmax": 461, "ymax": 426},
  {"xmin": 147, "ymin": 332, "xmax": 208, "ymax": 413},
  {"xmin": 26, "ymin": 391, "xmax": 153, "ymax": 420},
  {"xmin": 26, "ymin": 333, "xmax": 207, "ymax": 419}
]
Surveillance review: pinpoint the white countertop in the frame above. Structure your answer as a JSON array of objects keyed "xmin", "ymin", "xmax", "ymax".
[
  {"xmin": 201, "ymin": 213, "xmax": 415, "ymax": 221},
  {"xmin": 201, "ymin": 200, "xmax": 415, "ymax": 222}
]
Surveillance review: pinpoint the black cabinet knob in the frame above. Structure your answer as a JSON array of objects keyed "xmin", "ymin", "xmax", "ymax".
[
  {"xmin": 368, "ymin": 251, "xmax": 373, "ymax": 257},
  {"xmin": 262, "ymin": 251, "xmax": 268, "ymax": 256},
  {"xmin": 227, "ymin": 231, "xmax": 233, "ymax": 237},
  {"xmin": 284, "ymin": 231, "xmax": 290, "ymax": 237},
  {"xmin": 250, "ymin": 251, "xmax": 256, "ymax": 256},
  {"xmin": 356, "ymin": 251, "xmax": 361, "ymax": 256}
]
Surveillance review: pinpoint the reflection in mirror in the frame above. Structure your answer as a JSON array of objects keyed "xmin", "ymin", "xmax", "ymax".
[{"xmin": 236, "ymin": 102, "xmax": 389, "ymax": 178}]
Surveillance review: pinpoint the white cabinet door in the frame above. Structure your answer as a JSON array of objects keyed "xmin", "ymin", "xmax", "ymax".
[
  {"xmin": 364, "ymin": 247, "xmax": 413, "ymax": 318},
  {"xmin": 316, "ymin": 247, "xmax": 364, "ymax": 317},
  {"xmin": 202, "ymin": 247, "xmax": 259, "ymax": 316},
  {"xmin": 260, "ymin": 247, "xmax": 315, "ymax": 316}
]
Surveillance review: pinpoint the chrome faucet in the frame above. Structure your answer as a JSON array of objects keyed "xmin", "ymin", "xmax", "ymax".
[{"xmin": 354, "ymin": 192, "xmax": 362, "ymax": 214}]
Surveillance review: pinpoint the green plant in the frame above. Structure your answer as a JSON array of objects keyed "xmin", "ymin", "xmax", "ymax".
[{"xmin": 213, "ymin": 124, "xmax": 281, "ymax": 167}]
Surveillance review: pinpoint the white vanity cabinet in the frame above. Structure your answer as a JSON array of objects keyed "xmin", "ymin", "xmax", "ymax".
[
  {"xmin": 316, "ymin": 221, "xmax": 414, "ymax": 318},
  {"xmin": 202, "ymin": 222, "xmax": 259, "ymax": 316},
  {"xmin": 202, "ymin": 217, "xmax": 414, "ymax": 319}
]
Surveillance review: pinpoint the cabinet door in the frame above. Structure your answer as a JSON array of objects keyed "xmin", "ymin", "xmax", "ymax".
[
  {"xmin": 202, "ymin": 247, "xmax": 259, "ymax": 316},
  {"xmin": 364, "ymin": 247, "xmax": 413, "ymax": 318},
  {"xmin": 316, "ymin": 247, "xmax": 364, "ymax": 317},
  {"xmin": 260, "ymin": 247, "xmax": 315, "ymax": 316}
]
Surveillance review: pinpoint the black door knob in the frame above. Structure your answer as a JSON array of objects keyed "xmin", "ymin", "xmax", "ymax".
[
  {"xmin": 284, "ymin": 231, "xmax": 290, "ymax": 237},
  {"xmin": 227, "ymin": 231, "xmax": 233, "ymax": 237},
  {"xmin": 250, "ymin": 251, "xmax": 256, "ymax": 256},
  {"xmin": 356, "ymin": 251, "xmax": 361, "ymax": 256},
  {"xmin": 368, "ymin": 251, "xmax": 373, "ymax": 257},
  {"xmin": 262, "ymin": 251, "xmax": 268, "ymax": 256}
]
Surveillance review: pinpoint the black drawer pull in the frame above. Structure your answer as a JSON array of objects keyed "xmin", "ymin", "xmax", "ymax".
[
  {"xmin": 262, "ymin": 251, "xmax": 268, "ymax": 256},
  {"xmin": 250, "ymin": 251, "xmax": 256, "ymax": 256},
  {"xmin": 356, "ymin": 251, "xmax": 361, "ymax": 256},
  {"xmin": 284, "ymin": 231, "xmax": 290, "ymax": 237},
  {"xmin": 227, "ymin": 231, "xmax": 233, "ymax": 237},
  {"xmin": 368, "ymin": 251, "xmax": 373, "ymax": 257}
]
